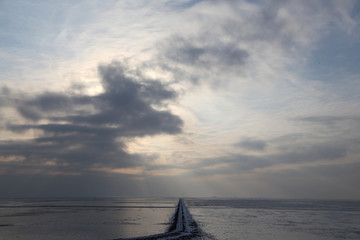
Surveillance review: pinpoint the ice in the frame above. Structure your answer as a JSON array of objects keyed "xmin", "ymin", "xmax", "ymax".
[
  {"xmin": 118, "ymin": 198, "xmax": 208, "ymax": 240},
  {"xmin": 186, "ymin": 198, "xmax": 360, "ymax": 240},
  {"xmin": 0, "ymin": 198, "xmax": 176, "ymax": 240},
  {"xmin": 1, "ymin": 198, "xmax": 359, "ymax": 240}
]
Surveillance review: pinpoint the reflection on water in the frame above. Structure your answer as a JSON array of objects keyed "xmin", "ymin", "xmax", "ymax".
[
  {"xmin": 1, "ymin": 198, "xmax": 360, "ymax": 240},
  {"xmin": 0, "ymin": 198, "xmax": 177, "ymax": 240},
  {"xmin": 185, "ymin": 198, "xmax": 360, "ymax": 240}
]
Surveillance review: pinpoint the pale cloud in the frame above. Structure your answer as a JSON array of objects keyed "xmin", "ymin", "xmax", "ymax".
[{"xmin": 0, "ymin": 155, "xmax": 25, "ymax": 163}]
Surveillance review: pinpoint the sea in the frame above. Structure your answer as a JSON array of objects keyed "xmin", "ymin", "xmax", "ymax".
[{"xmin": 0, "ymin": 197, "xmax": 360, "ymax": 240}]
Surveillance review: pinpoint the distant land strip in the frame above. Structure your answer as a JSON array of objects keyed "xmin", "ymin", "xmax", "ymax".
[{"xmin": 114, "ymin": 198, "xmax": 211, "ymax": 240}]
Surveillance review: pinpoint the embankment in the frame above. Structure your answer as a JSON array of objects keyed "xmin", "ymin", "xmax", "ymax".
[{"xmin": 115, "ymin": 198, "xmax": 203, "ymax": 240}]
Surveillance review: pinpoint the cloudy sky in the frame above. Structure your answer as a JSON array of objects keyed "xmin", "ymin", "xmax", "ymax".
[{"xmin": 1, "ymin": 0, "xmax": 360, "ymax": 199}]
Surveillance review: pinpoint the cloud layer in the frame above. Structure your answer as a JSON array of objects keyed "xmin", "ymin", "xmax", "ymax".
[
  {"xmin": 0, "ymin": 0, "xmax": 360, "ymax": 198},
  {"xmin": 1, "ymin": 62, "xmax": 182, "ymax": 175}
]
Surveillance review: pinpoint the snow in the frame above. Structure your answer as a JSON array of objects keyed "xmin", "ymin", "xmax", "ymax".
[{"xmin": 116, "ymin": 198, "xmax": 207, "ymax": 240}]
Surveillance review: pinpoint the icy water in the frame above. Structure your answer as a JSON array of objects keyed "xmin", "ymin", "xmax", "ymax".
[
  {"xmin": 185, "ymin": 198, "xmax": 360, "ymax": 240},
  {"xmin": 0, "ymin": 198, "xmax": 177, "ymax": 240},
  {"xmin": 1, "ymin": 198, "xmax": 360, "ymax": 240}
]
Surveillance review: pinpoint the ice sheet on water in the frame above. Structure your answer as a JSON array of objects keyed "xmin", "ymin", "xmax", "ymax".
[
  {"xmin": 0, "ymin": 197, "xmax": 177, "ymax": 240},
  {"xmin": 1, "ymin": 198, "xmax": 359, "ymax": 240},
  {"xmin": 185, "ymin": 198, "xmax": 360, "ymax": 240}
]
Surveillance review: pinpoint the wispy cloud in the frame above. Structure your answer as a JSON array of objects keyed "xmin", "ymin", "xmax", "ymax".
[{"xmin": 294, "ymin": 115, "xmax": 360, "ymax": 126}]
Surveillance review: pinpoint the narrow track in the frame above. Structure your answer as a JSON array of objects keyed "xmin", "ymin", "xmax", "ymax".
[{"xmin": 114, "ymin": 199, "xmax": 203, "ymax": 240}]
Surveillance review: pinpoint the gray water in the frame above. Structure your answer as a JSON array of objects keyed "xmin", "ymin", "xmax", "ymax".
[
  {"xmin": 0, "ymin": 198, "xmax": 176, "ymax": 240},
  {"xmin": 1, "ymin": 198, "xmax": 360, "ymax": 240},
  {"xmin": 186, "ymin": 198, "xmax": 360, "ymax": 240}
]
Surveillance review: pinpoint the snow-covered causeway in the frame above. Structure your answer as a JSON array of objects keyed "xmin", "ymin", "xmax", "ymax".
[{"xmin": 115, "ymin": 198, "xmax": 207, "ymax": 240}]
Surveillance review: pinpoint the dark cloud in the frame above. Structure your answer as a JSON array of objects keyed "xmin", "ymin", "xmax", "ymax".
[
  {"xmin": 0, "ymin": 62, "xmax": 182, "ymax": 175},
  {"xmin": 0, "ymin": 172, "xmax": 212, "ymax": 198},
  {"xmin": 234, "ymin": 138, "xmax": 267, "ymax": 151},
  {"xmin": 0, "ymin": 85, "xmax": 14, "ymax": 108},
  {"xmin": 1, "ymin": 85, "xmax": 11, "ymax": 95},
  {"xmin": 157, "ymin": 34, "xmax": 249, "ymax": 85},
  {"xmin": 0, "ymin": 173, "xmax": 145, "ymax": 198},
  {"xmin": 156, "ymin": 0, "xmax": 286, "ymax": 85},
  {"xmin": 155, "ymin": 0, "xmax": 353, "ymax": 87},
  {"xmin": 163, "ymin": 36, "xmax": 249, "ymax": 68}
]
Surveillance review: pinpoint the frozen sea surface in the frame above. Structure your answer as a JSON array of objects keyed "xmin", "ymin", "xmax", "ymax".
[
  {"xmin": 0, "ymin": 197, "xmax": 177, "ymax": 240},
  {"xmin": 1, "ymin": 198, "xmax": 360, "ymax": 240},
  {"xmin": 185, "ymin": 198, "xmax": 360, "ymax": 240}
]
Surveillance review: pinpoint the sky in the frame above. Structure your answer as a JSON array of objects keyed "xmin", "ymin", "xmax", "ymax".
[{"xmin": 0, "ymin": 0, "xmax": 360, "ymax": 199}]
